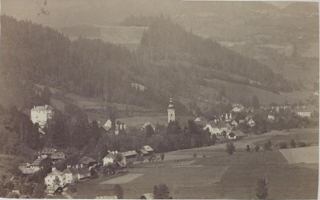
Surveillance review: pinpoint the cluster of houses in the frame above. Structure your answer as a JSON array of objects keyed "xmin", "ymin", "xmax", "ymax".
[{"xmin": 18, "ymin": 144, "xmax": 155, "ymax": 195}]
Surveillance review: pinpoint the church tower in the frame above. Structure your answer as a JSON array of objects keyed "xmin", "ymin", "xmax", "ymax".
[{"xmin": 167, "ymin": 98, "xmax": 175, "ymax": 123}]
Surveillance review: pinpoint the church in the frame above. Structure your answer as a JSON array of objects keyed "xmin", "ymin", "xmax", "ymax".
[{"xmin": 167, "ymin": 98, "xmax": 175, "ymax": 123}]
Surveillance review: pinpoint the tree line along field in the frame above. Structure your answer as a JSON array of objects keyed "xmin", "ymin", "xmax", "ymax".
[{"xmin": 72, "ymin": 129, "xmax": 318, "ymax": 199}]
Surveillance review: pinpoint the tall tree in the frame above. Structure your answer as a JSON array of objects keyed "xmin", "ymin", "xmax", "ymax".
[{"xmin": 251, "ymin": 95, "xmax": 260, "ymax": 109}]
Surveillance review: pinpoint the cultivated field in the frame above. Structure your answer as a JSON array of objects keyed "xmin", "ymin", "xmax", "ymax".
[
  {"xmin": 74, "ymin": 128, "xmax": 319, "ymax": 199},
  {"xmin": 280, "ymin": 146, "xmax": 319, "ymax": 164}
]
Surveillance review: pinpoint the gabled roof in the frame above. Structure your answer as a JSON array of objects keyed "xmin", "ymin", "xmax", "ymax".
[
  {"xmin": 31, "ymin": 105, "xmax": 54, "ymax": 111},
  {"xmin": 62, "ymin": 167, "xmax": 79, "ymax": 175},
  {"xmin": 51, "ymin": 152, "xmax": 66, "ymax": 160},
  {"xmin": 104, "ymin": 153, "xmax": 117, "ymax": 159},
  {"xmin": 47, "ymin": 169, "xmax": 63, "ymax": 176},
  {"xmin": 139, "ymin": 149, "xmax": 149, "ymax": 155},
  {"xmin": 78, "ymin": 168, "xmax": 90, "ymax": 175},
  {"xmin": 122, "ymin": 150, "xmax": 138, "ymax": 157},
  {"xmin": 195, "ymin": 120, "xmax": 207, "ymax": 127},
  {"xmin": 141, "ymin": 145, "xmax": 154, "ymax": 152},
  {"xmin": 41, "ymin": 148, "xmax": 57, "ymax": 155},
  {"xmin": 31, "ymin": 158, "xmax": 44, "ymax": 166},
  {"xmin": 79, "ymin": 157, "xmax": 96, "ymax": 165}
]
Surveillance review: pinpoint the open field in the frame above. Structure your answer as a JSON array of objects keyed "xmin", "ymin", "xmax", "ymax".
[
  {"xmin": 204, "ymin": 78, "xmax": 303, "ymax": 104},
  {"xmin": 280, "ymin": 146, "xmax": 319, "ymax": 164},
  {"xmin": 74, "ymin": 128, "xmax": 318, "ymax": 199}
]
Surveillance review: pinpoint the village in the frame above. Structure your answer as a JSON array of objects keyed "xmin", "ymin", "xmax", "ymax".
[{"xmin": 1, "ymin": 96, "xmax": 317, "ymax": 199}]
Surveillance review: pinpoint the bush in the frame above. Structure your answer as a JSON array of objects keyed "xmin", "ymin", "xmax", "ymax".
[
  {"xmin": 279, "ymin": 142, "xmax": 287, "ymax": 149},
  {"xmin": 263, "ymin": 143, "xmax": 271, "ymax": 151},
  {"xmin": 114, "ymin": 184, "xmax": 124, "ymax": 199},
  {"xmin": 153, "ymin": 184, "xmax": 170, "ymax": 199},
  {"xmin": 202, "ymin": 155, "xmax": 206, "ymax": 158},
  {"xmin": 226, "ymin": 143, "xmax": 235, "ymax": 155},
  {"xmin": 290, "ymin": 139, "xmax": 296, "ymax": 148},
  {"xmin": 298, "ymin": 142, "xmax": 306, "ymax": 147},
  {"xmin": 256, "ymin": 178, "xmax": 268, "ymax": 199},
  {"xmin": 255, "ymin": 146, "xmax": 260, "ymax": 152},
  {"xmin": 246, "ymin": 145, "xmax": 250, "ymax": 152},
  {"xmin": 193, "ymin": 152, "xmax": 197, "ymax": 158},
  {"xmin": 160, "ymin": 153, "xmax": 165, "ymax": 161}
]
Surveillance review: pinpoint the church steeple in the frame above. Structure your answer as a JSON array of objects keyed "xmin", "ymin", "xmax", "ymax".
[{"xmin": 167, "ymin": 98, "xmax": 175, "ymax": 123}]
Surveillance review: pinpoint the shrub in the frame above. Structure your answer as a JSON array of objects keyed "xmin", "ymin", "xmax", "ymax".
[
  {"xmin": 153, "ymin": 184, "xmax": 170, "ymax": 199},
  {"xmin": 255, "ymin": 146, "xmax": 260, "ymax": 152},
  {"xmin": 160, "ymin": 153, "xmax": 165, "ymax": 161},
  {"xmin": 256, "ymin": 178, "xmax": 268, "ymax": 199},
  {"xmin": 226, "ymin": 143, "xmax": 235, "ymax": 155},
  {"xmin": 202, "ymin": 155, "xmax": 206, "ymax": 158},
  {"xmin": 298, "ymin": 142, "xmax": 306, "ymax": 147},
  {"xmin": 290, "ymin": 139, "xmax": 296, "ymax": 148},
  {"xmin": 279, "ymin": 142, "xmax": 287, "ymax": 149},
  {"xmin": 114, "ymin": 184, "xmax": 124, "ymax": 199},
  {"xmin": 263, "ymin": 143, "xmax": 271, "ymax": 151},
  {"xmin": 246, "ymin": 145, "xmax": 250, "ymax": 152},
  {"xmin": 193, "ymin": 152, "xmax": 197, "ymax": 158}
]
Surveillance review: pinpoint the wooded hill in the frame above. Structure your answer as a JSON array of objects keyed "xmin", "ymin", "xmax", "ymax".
[{"xmin": 1, "ymin": 15, "xmax": 295, "ymax": 112}]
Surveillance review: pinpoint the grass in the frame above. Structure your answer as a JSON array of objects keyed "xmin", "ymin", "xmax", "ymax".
[{"xmin": 204, "ymin": 78, "xmax": 303, "ymax": 104}]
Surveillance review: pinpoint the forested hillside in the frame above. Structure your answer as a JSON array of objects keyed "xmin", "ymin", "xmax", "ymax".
[
  {"xmin": 137, "ymin": 17, "xmax": 294, "ymax": 93},
  {"xmin": 1, "ymin": 15, "xmax": 295, "ymax": 113}
]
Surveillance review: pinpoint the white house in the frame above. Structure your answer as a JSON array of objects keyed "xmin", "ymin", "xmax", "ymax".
[
  {"xmin": 44, "ymin": 169, "xmax": 65, "ymax": 188},
  {"xmin": 62, "ymin": 166, "xmax": 79, "ymax": 185},
  {"xmin": 203, "ymin": 120, "xmax": 232, "ymax": 136},
  {"xmin": 101, "ymin": 119, "xmax": 112, "ymax": 131},
  {"xmin": 30, "ymin": 105, "xmax": 54, "ymax": 133},
  {"xmin": 142, "ymin": 122, "xmax": 156, "ymax": 131},
  {"xmin": 247, "ymin": 119, "xmax": 255, "ymax": 127},
  {"xmin": 294, "ymin": 106, "xmax": 315, "ymax": 118},
  {"xmin": 232, "ymin": 104, "xmax": 244, "ymax": 113},
  {"xmin": 231, "ymin": 120, "xmax": 238, "ymax": 127},
  {"xmin": 268, "ymin": 115, "xmax": 275, "ymax": 121}
]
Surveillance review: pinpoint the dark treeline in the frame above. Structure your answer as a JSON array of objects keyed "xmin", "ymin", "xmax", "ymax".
[
  {"xmin": 1, "ymin": 15, "xmax": 178, "ymax": 111},
  {"xmin": 137, "ymin": 16, "xmax": 294, "ymax": 93},
  {"xmin": 0, "ymin": 104, "xmax": 214, "ymax": 159}
]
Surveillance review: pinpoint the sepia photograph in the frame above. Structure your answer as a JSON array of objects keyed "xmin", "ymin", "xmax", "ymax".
[{"xmin": 0, "ymin": 0, "xmax": 319, "ymax": 199}]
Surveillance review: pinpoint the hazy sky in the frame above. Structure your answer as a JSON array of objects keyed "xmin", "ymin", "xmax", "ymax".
[{"xmin": 2, "ymin": 0, "xmax": 295, "ymax": 28}]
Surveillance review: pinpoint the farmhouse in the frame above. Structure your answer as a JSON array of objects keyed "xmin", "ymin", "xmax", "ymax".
[
  {"xmin": 44, "ymin": 169, "xmax": 65, "ymax": 188},
  {"xmin": 231, "ymin": 120, "xmax": 238, "ymax": 127},
  {"xmin": 142, "ymin": 122, "xmax": 156, "ymax": 131},
  {"xmin": 122, "ymin": 150, "xmax": 138, "ymax": 165},
  {"xmin": 100, "ymin": 119, "xmax": 112, "ymax": 131},
  {"xmin": 294, "ymin": 106, "xmax": 316, "ymax": 118},
  {"xmin": 30, "ymin": 105, "xmax": 54, "ymax": 133},
  {"xmin": 79, "ymin": 157, "xmax": 97, "ymax": 168},
  {"xmin": 51, "ymin": 152, "xmax": 66, "ymax": 161},
  {"xmin": 62, "ymin": 167, "xmax": 79, "ymax": 184},
  {"xmin": 19, "ymin": 163, "xmax": 41, "ymax": 175},
  {"xmin": 247, "ymin": 119, "xmax": 255, "ymax": 127},
  {"xmin": 103, "ymin": 152, "xmax": 119, "ymax": 166},
  {"xmin": 268, "ymin": 115, "xmax": 275, "ymax": 121},
  {"xmin": 41, "ymin": 148, "xmax": 58, "ymax": 157},
  {"xmin": 203, "ymin": 120, "xmax": 232, "ymax": 136},
  {"xmin": 232, "ymin": 103, "xmax": 244, "ymax": 113}
]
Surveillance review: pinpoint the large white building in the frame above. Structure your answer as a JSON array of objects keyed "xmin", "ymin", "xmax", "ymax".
[
  {"xmin": 31, "ymin": 105, "xmax": 54, "ymax": 132},
  {"xmin": 167, "ymin": 98, "xmax": 175, "ymax": 123}
]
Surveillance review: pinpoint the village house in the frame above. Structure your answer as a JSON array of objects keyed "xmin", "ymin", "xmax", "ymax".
[
  {"xmin": 203, "ymin": 120, "xmax": 232, "ymax": 136},
  {"xmin": 224, "ymin": 113, "xmax": 232, "ymax": 123},
  {"xmin": 194, "ymin": 116, "xmax": 207, "ymax": 122},
  {"xmin": 141, "ymin": 122, "xmax": 156, "ymax": 131},
  {"xmin": 19, "ymin": 162, "xmax": 41, "ymax": 175},
  {"xmin": 41, "ymin": 148, "xmax": 58, "ymax": 158},
  {"xmin": 232, "ymin": 103, "xmax": 244, "ymax": 113},
  {"xmin": 121, "ymin": 150, "xmax": 138, "ymax": 165},
  {"xmin": 99, "ymin": 119, "xmax": 112, "ymax": 132},
  {"xmin": 77, "ymin": 165, "xmax": 91, "ymax": 180},
  {"xmin": 294, "ymin": 105, "xmax": 316, "ymax": 118},
  {"xmin": 231, "ymin": 120, "xmax": 238, "ymax": 127},
  {"xmin": 247, "ymin": 119, "xmax": 255, "ymax": 127},
  {"xmin": 30, "ymin": 105, "xmax": 54, "ymax": 133},
  {"xmin": 102, "ymin": 151, "xmax": 125, "ymax": 167},
  {"xmin": 79, "ymin": 157, "xmax": 97, "ymax": 168},
  {"xmin": 268, "ymin": 115, "xmax": 275, "ymax": 121},
  {"xmin": 62, "ymin": 166, "xmax": 79, "ymax": 185},
  {"xmin": 51, "ymin": 152, "xmax": 66, "ymax": 162},
  {"xmin": 44, "ymin": 168, "xmax": 65, "ymax": 188}
]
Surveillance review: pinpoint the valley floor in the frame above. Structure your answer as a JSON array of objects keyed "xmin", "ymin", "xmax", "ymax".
[{"xmin": 73, "ymin": 128, "xmax": 319, "ymax": 199}]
